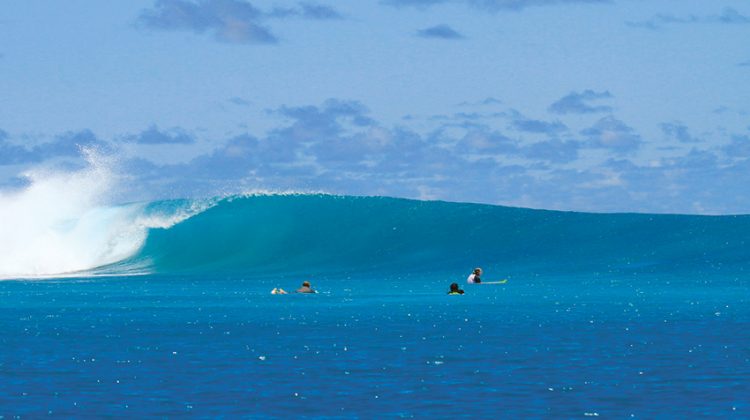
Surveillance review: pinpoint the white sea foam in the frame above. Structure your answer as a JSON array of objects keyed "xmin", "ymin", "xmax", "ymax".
[
  {"xmin": 236, "ymin": 188, "xmax": 327, "ymax": 198},
  {"xmin": 0, "ymin": 151, "xmax": 204, "ymax": 279}
]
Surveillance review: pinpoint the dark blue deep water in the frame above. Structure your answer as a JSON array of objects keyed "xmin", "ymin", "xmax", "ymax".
[{"xmin": 1, "ymin": 195, "xmax": 749, "ymax": 417}]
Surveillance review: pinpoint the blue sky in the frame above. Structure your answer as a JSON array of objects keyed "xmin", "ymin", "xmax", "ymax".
[{"xmin": 1, "ymin": 0, "xmax": 749, "ymax": 213}]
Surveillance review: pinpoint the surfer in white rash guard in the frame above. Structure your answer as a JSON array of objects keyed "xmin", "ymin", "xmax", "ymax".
[{"xmin": 467, "ymin": 268, "xmax": 482, "ymax": 284}]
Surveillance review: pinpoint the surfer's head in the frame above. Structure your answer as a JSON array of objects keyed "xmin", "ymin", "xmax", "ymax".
[
  {"xmin": 473, "ymin": 268, "xmax": 482, "ymax": 275},
  {"xmin": 302, "ymin": 281, "xmax": 311, "ymax": 287},
  {"xmin": 450, "ymin": 283, "xmax": 459, "ymax": 291}
]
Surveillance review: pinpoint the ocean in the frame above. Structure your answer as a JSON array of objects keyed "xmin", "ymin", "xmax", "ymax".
[{"xmin": 1, "ymin": 194, "xmax": 749, "ymax": 417}]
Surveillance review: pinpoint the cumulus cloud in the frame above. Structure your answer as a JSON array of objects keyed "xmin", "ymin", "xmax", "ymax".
[
  {"xmin": 384, "ymin": 0, "xmax": 611, "ymax": 12},
  {"xmin": 454, "ymin": 128, "xmax": 519, "ymax": 155},
  {"xmin": 627, "ymin": 7, "xmax": 750, "ymax": 30},
  {"xmin": 548, "ymin": 90, "xmax": 613, "ymax": 115},
  {"xmin": 521, "ymin": 139, "xmax": 580, "ymax": 163},
  {"xmin": 457, "ymin": 97, "xmax": 503, "ymax": 106},
  {"xmin": 660, "ymin": 122, "xmax": 702, "ymax": 144},
  {"xmin": 416, "ymin": 24, "xmax": 465, "ymax": 39},
  {"xmin": 504, "ymin": 112, "xmax": 576, "ymax": 162},
  {"xmin": 595, "ymin": 149, "xmax": 750, "ymax": 214},
  {"xmin": 466, "ymin": 0, "xmax": 611, "ymax": 12},
  {"xmin": 138, "ymin": 0, "xmax": 343, "ymax": 44},
  {"xmin": 428, "ymin": 111, "xmax": 505, "ymax": 124},
  {"xmin": 228, "ymin": 96, "xmax": 252, "ymax": 106},
  {"xmin": 274, "ymin": 99, "xmax": 375, "ymax": 134},
  {"xmin": 0, "ymin": 130, "xmax": 106, "ymax": 166},
  {"xmin": 580, "ymin": 116, "xmax": 641, "ymax": 153},
  {"xmin": 381, "ymin": 0, "xmax": 447, "ymax": 8},
  {"xmin": 138, "ymin": 0, "xmax": 276, "ymax": 44},
  {"xmin": 0, "ymin": 130, "xmax": 32, "ymax": 166},
  {"xmin": 37, "ymin": 130, "xmax": 106, "ymax": 159},
  {"xmin": 269, "ymin": 2, "xmax": 343, "ymax": 19},
  {"xmin": 125, "ymin": 125, "xmax": 195, "ymax": 144},
  {"xmin": 724, "ymin": 135, "xmax": 750, "ymax": 158},
  {"xmin": 510, "ymin": 113, "xmax": 567, "ymax": 134}
]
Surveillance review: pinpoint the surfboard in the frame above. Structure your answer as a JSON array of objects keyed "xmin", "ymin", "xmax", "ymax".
[{"xmin": 481, "ymin": 279, "xmax": 508, "ymax": 284}]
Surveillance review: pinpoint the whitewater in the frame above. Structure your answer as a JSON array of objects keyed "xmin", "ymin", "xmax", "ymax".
[
  {"xmin": 0, "ymin": 158, "xmax": 212, "ymax": 279},
  {"xmin": 1, "ymin": 158, "xmax": 750, "ymax": 417}
]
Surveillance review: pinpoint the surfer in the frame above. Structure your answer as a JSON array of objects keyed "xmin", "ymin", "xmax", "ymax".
[
  {"xmin": 467, "ymin": 268, "xmax": 482, "ymax": 284},
  {"xmin": 448, "ymin": 283, "xmax": 464, "ymax": 295},
  {"xmin": 296, "ymin": 281, "xmax": 316, "ymax": 293}
]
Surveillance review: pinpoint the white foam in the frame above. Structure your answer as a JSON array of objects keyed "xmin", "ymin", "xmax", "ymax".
[
  {"xmin": 236, "ymin": 188, "xmax": 327, "ymax": 198},
  {"xmin": 0, "ymin": 151, "xmax": 203, "ymax": 279}
]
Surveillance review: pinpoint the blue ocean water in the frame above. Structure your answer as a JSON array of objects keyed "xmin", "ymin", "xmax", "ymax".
[{"xmin": 1, "ymin": 195, "xmax": 749, "ymax": 417}]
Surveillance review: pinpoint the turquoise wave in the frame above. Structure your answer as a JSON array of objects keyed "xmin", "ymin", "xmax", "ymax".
[{"xmin": 102, "ymin": 194, "xmax": 750, "ymax": 278}]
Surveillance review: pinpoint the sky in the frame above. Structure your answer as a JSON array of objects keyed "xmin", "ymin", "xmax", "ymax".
[{"xmin": 0, "ymin": 0, "xmax": 749, "ymax": 214}]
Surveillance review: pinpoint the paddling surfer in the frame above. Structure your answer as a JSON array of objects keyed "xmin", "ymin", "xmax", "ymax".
[
  {"xmin": 448, "ymin": 283, "xmax": 465, "ymax": 295},
  {"xmin": 296, "ymin": 281, "xmax": 316, "ymax": 293}
]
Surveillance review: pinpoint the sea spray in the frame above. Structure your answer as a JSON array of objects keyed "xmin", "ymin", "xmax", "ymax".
[{"xmin": 0, "ymin": 153, "xmax": 210, "ymax": 279}]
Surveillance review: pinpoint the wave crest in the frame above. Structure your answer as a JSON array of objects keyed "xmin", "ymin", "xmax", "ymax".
[{"xmin": 0, "ymin": 155, "xmax": 209, "ymax": 279}]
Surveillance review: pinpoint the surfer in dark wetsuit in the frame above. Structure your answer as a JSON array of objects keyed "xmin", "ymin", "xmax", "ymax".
[
  {"xmin": 467, "ymin": 268, "xmax": 482, "ymax": 284},
  {"xmin": 448, "ymin": 283, "xmax": 464, "ymax": 295},
  {"xmin": 296, "ymin": 281, "xmax": 316, "ymax": 293}
]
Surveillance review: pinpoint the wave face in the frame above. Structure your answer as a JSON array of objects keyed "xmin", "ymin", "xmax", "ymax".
[
  {"xmin": 95, "ymin": 194, "xmax": 750, "ymax": 279},
  {"xmin": 3, "ymin": 182, "xmax": 750, "ymax": 279}
]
